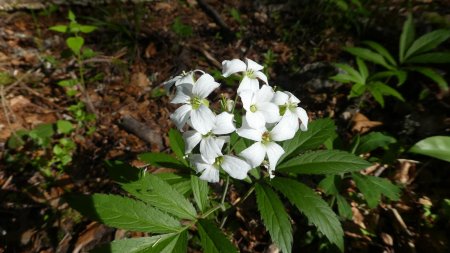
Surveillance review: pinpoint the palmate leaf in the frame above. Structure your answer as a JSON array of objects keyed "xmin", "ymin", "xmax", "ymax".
[
  {"xmin": 344, "ymin": 47, "xmax": 394, "ymax": 70},
  {"xmin": 271, "ymin": 178, "xmax": 344, "ymax": 251},
  {"xmin": 191, "ymin": 175, "xmax": 210, "ymax": 213},
  {"xmin": 410, "ymin": 67, "xmax": 449, "ymax": 91},
  {"xmin": 370, "ymin": 82, "xmax": 405, "ymax": 102},
  {"xmin": 280, "ymin": 118, "xmax": 335, "ymax": 163},
  {"xmin": 278, "ymin": 150, "xmax": 371, "ymax": 175},
  {"xmin": 67, "ymin": 194, "xmax": 182, "ymax": 233},
  {"xmin": 363, "ymin": 41, "xmax": 397, "ymax": 67},
  {"xmin": 197, "ymin": 219, "xmax": 239, "ymax": 253},
  {"xmin": 399, "ymin": 13, "xmax": 415, "ymax": 63},
  {"xmin": 120, "ymin": 174, "xmax": 197, "ymax": 220},
  {"xmin": 409, "ymin": 136, "xmax": 450, "ymax": 162},
  {"xmin": 169, "ymin": 128, "xmax": 186, "ymax": 163},
  {"xmin": 255, "ymin": 183, "xmax": 292, "ymax": 253},
  {"xmin": 92, "ymin": 231, "xmax": 188, "ymax": 253},
  {"xmin": 333, "ymin": 63, "xmax": 365, "ymax": 84},
  {"xmin": 407, "ymin": 52, "xmax": 450, "ymax": 64},
  {"xmin": 404, "ymin": 29, "xmax": 450, "ymax": 60},
  {"xmin": 352, "ymin": 173, "xmax": 401, "ymax": 208}
]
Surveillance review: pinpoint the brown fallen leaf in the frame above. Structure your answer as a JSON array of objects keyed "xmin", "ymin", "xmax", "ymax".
[{"xmin": 352, "ymin": 112, "xmax": 383, "ymax": 134}]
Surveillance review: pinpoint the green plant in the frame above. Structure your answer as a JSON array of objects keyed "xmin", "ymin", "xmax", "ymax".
[
  {"xmin": 343, "ymin": 14, "xmax": 450, "ymax": 92},
  {"xmin": 66, "ymin": 58, "xmax": 402, "ymax": 252},
  {"xmin": 171, "ymin": 17, "xmax": 193, "ymax": 38},
  {"xmin": 409, "ymin": 136, "xmax": 450, "ymax": 162}
]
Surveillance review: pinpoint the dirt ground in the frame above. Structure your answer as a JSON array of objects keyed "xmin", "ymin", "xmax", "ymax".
[{"xmin": 0, "ymin": 0, "xmax": 450, "ymax": 252}]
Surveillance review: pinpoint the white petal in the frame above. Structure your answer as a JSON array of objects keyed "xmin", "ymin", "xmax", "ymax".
[
  {"xmin": 170, "ymin": 83, "xmax": 193, "ymax": 104},
  {"xmin": 258, "ymin": 102, "xmax": 281, "ymax": 124},
  {"xmin": 162, "ymin": 75, "xmax": 180, "ymax": 91},
  {"xmin": 200, "ymin": 136, "xmax": 223, "ymax": 164},
  {"xmin": 272, "ymin": 91, "xmax": 289, "ymax": 105},
  {"xmin": 245, "ymin": 111, "xmax": 266, "ymax": 129},
  {"xmin": 222, "ymin": 59, "xmax": 246, "ymax": 77},
  {"xmin": 265, "ymin": 142, "xmax": 285, "ymax": 178},
  {"xmin": 170, "ymin": 104, "xmax": 192, "ymax": 131},
  {"xmin": 286, "ymin": 91, "xmax": 300, "ymax": 104},
  {"xmin": 270, "ymin": 113, "xmax": 298, "ymax": 141},
  {"xmin": 200, "ymin": 166, "xmax": 220, "ymax": 183},
  {"xmin": 221, "ymin": 155, "xmax": 251, "ymax": 180},
  {"xmin": 239, "ymin": 90, "xmax": 254, "ymax": 111},
  {"xmin": 175, "ymin": 71, "xmax": 195, "ymax": 86},
  {"xmin": 183, "ymin": 131, "xmax": 202, "ymax": 154},
  {"xmin": 255, "ymin": 85, "xmax": 274, "ymax": 103},
  {"xmin": 296, "ymin": 107, "xmax": 309, "ymax": 131},
  {"xmin": 215, "ymin": 136, "xmax": 227, "ymax": 149},
  {"xmin": 193, "ymin": 73, "xmax": 220, "ymax": 98},
  {"xmin": 190, "ymin": 105, "xmax": 215, "ymax": 134},
  {"xmin": 255, "ymin": 71, "xmax": 268, "ymax": 84},
  {"xmin": 213, "ymin": 112, "xmax": 235, "ymax": 135},
  {"xmin": 236, "ymin": 126, "xmax": 263, "ymax": 142},
  {"xmin": 246, "ymin": 58, "xmax": 264, "ymax": 71},
  {"xmin": 239, "ymin": 142, "xmax": 266, "ymax": 168},
  {"xmin": 237, "ymin": 76, "xmax": 259, "ymax": 94}
]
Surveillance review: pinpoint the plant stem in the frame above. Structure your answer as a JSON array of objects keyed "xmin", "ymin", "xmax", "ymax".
[
  {"xmin": 200, "ymin": 204, "xmax": 223, "ymax": 219},
  {"xmin": 76, "ymin": 55, "xmax": 97, "ymax": 116},
  {"xmin": 221, "ymin": 176, "xmax": 230, "ymax": 208}
]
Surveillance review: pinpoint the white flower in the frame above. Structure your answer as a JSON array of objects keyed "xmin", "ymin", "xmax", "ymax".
[
  {"xmin": 272, "ymin": 91, "xmax": 309, "ymax": 131},
  {"xmin": 183, "ymin": 112, "xmax": 235, "ymax": 163},
  {"xmin": 162, "ymin": 70, "xmax": 197, "ymax": 91},
  {"xmin": 222, "ymin": 58, "xmax": 268, "ymax": 94},
  {"xmin": 170, "ymin": 73, "xmax": 219, "ymax": 133},
  {"xmin": 190, "ymin": 153, "xmax": 251, "ymax": 183},
  {"xmin": 240, "ymin": 85, "xmax": 280, "ymax": 129},
  {"xmin": 236, "ymin": 117, "xmax": 294, "ymax": 178}
]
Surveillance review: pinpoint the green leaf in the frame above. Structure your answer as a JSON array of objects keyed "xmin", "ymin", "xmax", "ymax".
[
  {"xmin": 58, "ymin": 79, "xmax": 78, "ymax": 87},
  {"xmin": 278, "ymin": 150, "xmax": 371, "ymax": 175},
  {"xmin": 404, "ymin": 29, "xmax": 450, "ymax": 60},
  {"xmin": 120, "ymin": 174, "xmax": 197, "ymax": 220},
  {"xmin": 411, "ymin": 67, "xmax": 448, "ymax": 91},
  {"xmin": 407, "ymin": 52, "xmax": 450, "ymax": 64},
  {"xmin": 79, "ymin": 25, "xmax": 97, "ymax": 33},
  {"xmin": 66, "ymin": 36, "xmax": 84, "ymax": 55},
  {"xmin": 92, "ymin": 232, "xmax": 187, "ymax": 253},
  {"xmin": 356, "ymin": 132, "xmax": 397, "ymax": 154},
  {"xmin": 197, "ymin": 219, "xmax": 239, "ymax": 253},
  {"xmin": 366, "ymin": 84, "xmax": 385, "ymax": 107},
  {"xmin": 191, "ymin": 175, "xmax": 209, "ymax": 213},
  {"xmin": 399, "ymin": 13, "xmax": 415, "ymax": 63},
  {"xmin": 169, "ymin": 129, "xmax": 187, "ymax": 164},
  {"xmin": 370, "ymin": 82, "xmax": 405, "ymax": 102},
  {"xmin": 318, "ymin": 175, "xmax": 340, "ymax": 195},
  {"xmin": 49, "ymin": 25, "xmax": 67, "ymax": 33},
  {"xmin": 138, "ymin": 152, "xmax": 188, "ymax": 170},
  {"xmin": 255, "ymin": 183, "xmax": 292, "ymax": 253},
  {"xmin": 336, "ymin": 195, "xmax": 353, "ymax": 220},
  {"xmin": 330, "ymin": 73, "xmax": 361, "ymax": 84},
  {"xmin": 356, "ymin": 58, "xmax": 369, "ymax": 80},
  {"xmin": 370, "ymin": 70, "xmax": 408, "ymax": 86},
  {"xmin": 409, "ymin": 136, "xmax": 450, "ymax": 162},
  {"xmin": 66, "ymin": 194, "xmax": 182, "ymax": 233},
  {"xmin": 7, "ymin": 129, "xmax": 28, "ymax": 149},
  {"xmin": 56, "ymin": 120, "xmax": 73, "ymax": 134},
  {"xmin": 68, "ymin": 10, "xmax": 76, "ymax": 22},
  {"xmin": 280, "ymin": 118, "xmax": 335, "ymax": 163},
  {"xmin": 363, "ymin": 41, "xmax": 397, "ymax": 67},
  {"xmin": 334, "ymin": 63, "xmax": 365, "ymax": 84},
  {"xmin": 352, "ymin": 173, "xmax": 401, "ymax": 208},
  {"xmin": 349, "ymin": 83, "xmax": 366, "ymax": 98},
  {"xmin": 345, "ymin": 47, "xmax": 394, "ymax": 70},
  {"xmin": 271, "ymin": 178, "xmax": 344, "ymax": 251}
]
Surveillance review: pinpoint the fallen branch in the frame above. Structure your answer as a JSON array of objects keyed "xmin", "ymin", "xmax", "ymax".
[
  {"xmin": 117, "ymin": 116, "xmax": 163, "ymax": 150},
  {"xmin": 196, "ymin": 0, "xmax": 235, "ymax": 40}
]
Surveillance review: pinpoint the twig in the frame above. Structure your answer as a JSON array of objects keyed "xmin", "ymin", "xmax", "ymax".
[{"xmin": 196, "ymin": 0, "xmax": 235, "ymax": 40}]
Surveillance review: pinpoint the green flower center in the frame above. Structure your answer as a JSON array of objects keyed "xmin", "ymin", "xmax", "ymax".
[
  {"xmin": 190, "ymin": 97, "xmax": 209, "ymax": 110},
  {"xmin": 279, "ymin": 102, "xmax": 296, "ymax": 116},
  {"xmin": 250, "ymin": 104, "xmax": 257, "ymax": 112},
  {"xmin": 214, "ymin": 156, "xmax": 224, "ymax": 167},
  {"xmin": 246, "ymin": 69, "xmax": 256, "ymax": 79},
  {"xmin": 262, "ymin": 131, "xmax": 271, "ymax": 144}
]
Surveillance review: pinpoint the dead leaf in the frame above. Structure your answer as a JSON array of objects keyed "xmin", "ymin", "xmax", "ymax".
[
  {"xmin": 352, "ymin": 112, "xmax": 383, "ymax": 134},
  {"xmin": 145, "ymin": 43, "xmax": 157, "ymax": 58}
]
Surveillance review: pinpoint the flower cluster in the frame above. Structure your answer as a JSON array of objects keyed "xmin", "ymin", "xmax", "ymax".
[{"xmin": 166, "ymin": 58, "xmax": 308, "ymax": 182}]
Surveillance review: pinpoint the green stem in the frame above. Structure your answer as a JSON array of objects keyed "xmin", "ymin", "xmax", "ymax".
[
  {"xmin": 200, "ymin": 204, "xmax": 223, "ymax": 219},
  {"xmin": 76, "ymin": 54, "xmax": 97, "ymax": 115},
  {"xmin": 221, "ymin": 176, "xmax": 230, "ymax": 208}
]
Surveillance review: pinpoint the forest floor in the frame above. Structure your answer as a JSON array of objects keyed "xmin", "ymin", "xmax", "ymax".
[{"xmin": 0, "ymin": 1, "xmax": 449, "ymax": 252}]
